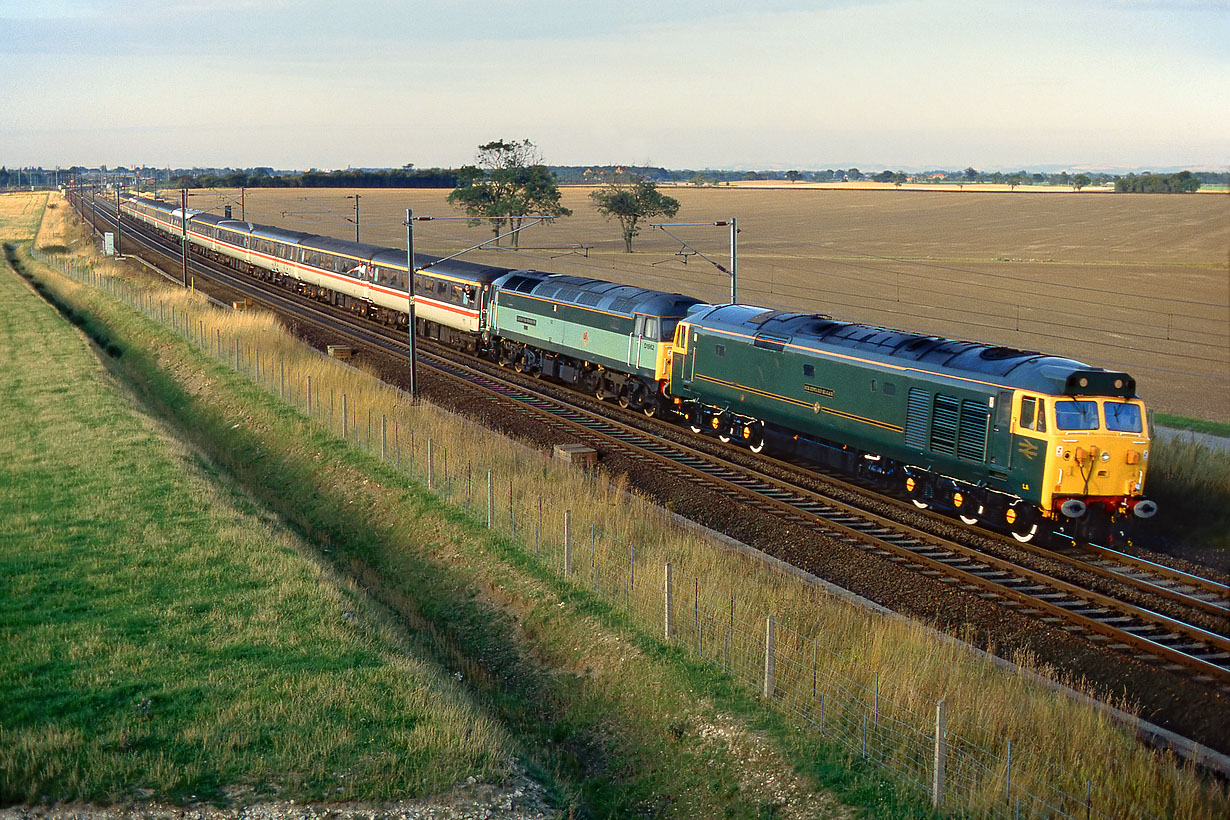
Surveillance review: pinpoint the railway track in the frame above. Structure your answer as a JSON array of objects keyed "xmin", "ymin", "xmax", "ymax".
[{"xmin": 77, "ymin": 192, "xmax": 1230, "ymax": 689}]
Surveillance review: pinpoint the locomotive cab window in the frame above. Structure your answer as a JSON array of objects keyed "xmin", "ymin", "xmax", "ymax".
[
  {"xmin": 1020, "ymin": 397, "xmax": 1036, "ymax": 430},
  {"xmin": 1055, "ymin": 400, "xmax": 1099, "ymax": 431},
  {"xmin": 634, "ymin": 316, "xmax": 645, "ymax": 337},
  {"xmin": 643, "ymin": 317, "xmax": 659, "ymax": 340},
  {"xmin": 1104, "ymin": 401, "xmax": 1142, "ymax": 433}
]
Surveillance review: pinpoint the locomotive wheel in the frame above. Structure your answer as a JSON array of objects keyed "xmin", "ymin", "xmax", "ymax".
[
  {"xmin": 740, "ymin": 421, "xmax": 765, "ymax": 453},
  {"xmin": 642, "ymin": 397, "xmax": 659, "ymax": 418},
  {"xmin": 617, "ymin": 390, "xmax": 631, "ymax": 409},
  {"xmin": 959, "ymin": 510, "xmax": 980, "ymax": 525},
  {"xmin": 688, "ymin": 411, "xmax": 703, "ymax": 434},
  {"xmin": 1005, "ymin": 503, "xmax": 1039, "ymax": 543}
]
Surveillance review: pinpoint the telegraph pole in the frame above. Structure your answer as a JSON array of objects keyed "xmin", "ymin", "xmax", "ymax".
[
  {"xmin": 240, "ymin": 186, "xmax": 245, "ymax": 220},
  {"xmin": 349, "ymin": 194, "xmax": 361, "ymax": 243},
  {"xmin": 405, "ymin": 208, "xmax": 418, "ymax": 399},
  {"xmin": 727, "ymin": 217, "xmax": 738, "ymax": 303},
  {"xmin": 114, "ymin": 187, "xmax": 123, "ymax": 257},
  {"xmin": 180, "ymin": 188, "xmax": 189, "ymax": 287},
  {"xmin": 651, "ymin": 218, "xmax": 740, "ymax": 304}
]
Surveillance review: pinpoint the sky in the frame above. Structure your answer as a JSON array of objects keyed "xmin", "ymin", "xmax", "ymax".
[{"xmin": 1, "ymin": 0, "xmax": 1227, "ymax": 172}]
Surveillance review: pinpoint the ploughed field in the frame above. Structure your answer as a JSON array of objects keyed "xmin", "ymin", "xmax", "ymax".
[{"xmin": 198, "ymin": 186, "xmax": 1229, "ymax": 422}]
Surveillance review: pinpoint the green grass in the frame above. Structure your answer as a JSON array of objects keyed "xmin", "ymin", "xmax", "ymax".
[
  {"xmin": 0, "ymin": 247, "xmax": 510, "ymax": 804},
  {"xmin": 1147, "ymin": 433, "xmax": 1230, "ymax": 552},
  {"xmin": 1154, "ymin": 413, "xmax": 1230, "ymax": 438}
]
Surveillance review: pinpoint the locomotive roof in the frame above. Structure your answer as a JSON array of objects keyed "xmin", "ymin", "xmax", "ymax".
[
  {"xmin": 685, "ymin": 304, "xmax": 1137, "ymax": 398},
  {"xmin": 493, "ymin": 271, "xmax": 702, "ymax": 317}
]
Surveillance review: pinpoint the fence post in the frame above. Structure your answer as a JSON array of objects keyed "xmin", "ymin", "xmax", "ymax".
[
  {"xmin": 381, "ymin": 414, "xmax": 387, "ymax": 461},
  {"xmin": 875, "ymin": 672, "xmax": 880, "ymax": 728},
  {"xmin": 564, "ymin": 510, "xmax": 573, "ymax": 576},
  {"xmin": 342, "ymin": 393, "xmax": 348, "ymax": 439},
  {"xmin": 664, "ymin": 562, "xmax": 673, "ymax": 641},
  {"xmin": 763, "ymin": 615, "xmax": 775, "ymax": 699},
  {"xmin": 1005, "ymin": 738, "xmax": 1011, "ymax": 805},
  {"xmin": 427, "ymin": 439, "xmax": 435, "ymax": 490},
  {"xmin": 487, "ymin": 470, "xmax": 494, "ymax": 528},
  {"xmin": 933, "ymin": 699, "xmax": 946, "ymax": 809}
]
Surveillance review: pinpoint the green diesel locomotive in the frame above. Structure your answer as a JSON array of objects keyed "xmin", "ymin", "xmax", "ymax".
[
  {"xmin": 488, "ymin": 271, "xmax": 702, "ymax": 416},
  {"xmin": 668, "ymin": 305, "xmax": 1154, "ymax": 543}
]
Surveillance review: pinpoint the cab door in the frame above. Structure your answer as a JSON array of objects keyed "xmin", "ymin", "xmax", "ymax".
[
  {"xmin": 630, "ymin": 315, "xmax": 645, "ymax": 369},
  {"xmin": 988, "ymin": 390, "xmax": 1013, "ymax": 476}
]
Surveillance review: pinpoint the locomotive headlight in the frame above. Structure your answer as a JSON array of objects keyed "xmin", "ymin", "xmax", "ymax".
[{"xmin": 1100, "ymin": 450, "xmax": 1111, "ymax": 462}]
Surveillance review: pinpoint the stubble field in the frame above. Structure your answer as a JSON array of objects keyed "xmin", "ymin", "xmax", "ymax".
[{"xmin": 184, "ymin": 186, "xmax": 1229, "ymax": 421}]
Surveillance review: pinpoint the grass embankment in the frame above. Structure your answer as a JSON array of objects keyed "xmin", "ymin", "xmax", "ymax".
[
  {"xmin": 0, "ymin": 248, "xmax": 510, "ymax": 802},
  {"xmin": 7, "ymin": 192, "xmax": 1228, "ymax": 818},
  {"xmin": 1147, "ymin": 433, "xmax": 1230, "ymax": 552},
  {"xmin": 10, "ymin": 198, "xmax": 871, "ymax": 817}
]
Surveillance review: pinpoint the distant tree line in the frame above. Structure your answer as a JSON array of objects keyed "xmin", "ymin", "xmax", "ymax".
[
  {"xmin": 169, "ymin": 166, "xmax": 458, "ymax": 190},
  {"xmin": 6, "ymin": 163, "xmax": 1226, "ymax": 193},
  {"xmin": 1113, "ymin": 171, "xmax": 1201, "ymax": 193}
]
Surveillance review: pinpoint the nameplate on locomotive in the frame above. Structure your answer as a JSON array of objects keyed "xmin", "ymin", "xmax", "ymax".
[{"xmin": 803, "ymin": 384, "xmax": 835, "ymax": 398}]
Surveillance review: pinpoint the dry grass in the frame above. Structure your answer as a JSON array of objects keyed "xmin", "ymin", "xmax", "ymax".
[
  {"xmin": 30, "ymin": 223, "xmax": 1227, "ymax": 819},
  {"xmin": 0, "ymin": 191, "xmax": 47, "ymax": 242},
  {"xmin": 179, "ymin": 186, "xmax": 1229, "ymax": 422}
]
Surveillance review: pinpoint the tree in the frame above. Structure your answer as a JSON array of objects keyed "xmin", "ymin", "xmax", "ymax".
[
  {"xmin": 447, "ymin": 139, "xmax": 571, "ymax": 249},
  {"xmin": 963, "ymin": 166, "xmax": 979, "ymax": 182},
  {"xmin": 872, "ymin": 170, "xmax": 894, "ymax": 183},
  {"xmin": 1072, "ymin": 173, "xmax": 1091, "ymax": 192},
  {"xmin": 590, "ymin": 174, "xmax": 681, "ymax": 252},
  {"xmin": 892, "ymin": 171, "xmax": 908, "ymax": 188},
  {"xmin": 784, "ymin": 170, "xmax": 802, "ymax": 183},
  {"xmin": 1008, "ymin": 173, "xmax": 1025, "ymax": 191}
]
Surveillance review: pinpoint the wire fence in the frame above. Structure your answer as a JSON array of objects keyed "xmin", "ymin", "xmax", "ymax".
[{"xmin": 33, "ymin": 247, "xmax": 1209, "ymax": 820}]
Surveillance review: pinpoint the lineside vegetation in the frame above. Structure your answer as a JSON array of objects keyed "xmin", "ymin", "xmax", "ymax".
[{"xmin": 3, "ymin": 192, "xmax": 1226, "ymax": 818}]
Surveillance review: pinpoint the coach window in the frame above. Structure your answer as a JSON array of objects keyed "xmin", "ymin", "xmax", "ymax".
[
  {"xmin": 803, "ymin": 364, "xmax": 815, "ymax": 378},
  {"xmin": 1019, "ymin": 396, "xmax": 1037, "ymax": 431},
  {"xmin": 715, "ymin": 344, "xmax": 726, "ymax": 357}
]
